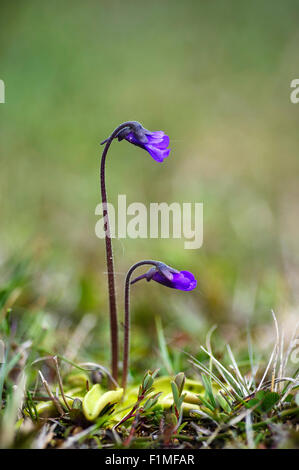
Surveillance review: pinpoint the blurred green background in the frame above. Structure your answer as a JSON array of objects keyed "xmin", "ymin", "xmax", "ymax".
[{"xmin": 1, "ymin": 0, "xmax": 299, "ymax": 373}]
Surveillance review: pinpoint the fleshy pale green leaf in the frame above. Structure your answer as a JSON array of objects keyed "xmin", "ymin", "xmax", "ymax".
[{"xmin": 83, "ymin": 385, "xmax": 123, "ymax": 421}]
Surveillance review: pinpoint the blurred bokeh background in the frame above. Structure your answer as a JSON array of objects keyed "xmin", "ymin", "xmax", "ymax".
[{"xmin": 1, "ymin": 0, "xmax": 299, "ymax": 375}]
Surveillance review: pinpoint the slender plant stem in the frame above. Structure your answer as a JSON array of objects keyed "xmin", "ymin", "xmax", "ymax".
[
  {"xmin": 122, "ymin": 260, "xmax": 159, "ymax": 392},
  {"xmin": 52, "ymin": 356, "xmax": 71, "ymax": 411},
  {"xmin": 100, "ymin": 122, "xmax": 138, "ymax": 385}
]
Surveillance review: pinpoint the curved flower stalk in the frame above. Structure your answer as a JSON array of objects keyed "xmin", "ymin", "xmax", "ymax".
[
  {"xmin": 122, "ymin": 260, "xmax": 197, "ymax": 392},
  {"xmin": 100, "ymin": 122, "xmax": 171, "ymax": 384}
]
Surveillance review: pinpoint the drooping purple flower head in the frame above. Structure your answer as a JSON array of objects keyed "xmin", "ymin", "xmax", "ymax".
[
  {"xmin": 101, "ymin": 121, "xmax": 171, "ymax": 162},
  {"xmin": 131, "ymin": 262, "xmax": 197, "ymax": 292},
  {"xmin": 116, "ymin": 122, "xmax": 170, "ymax": 163},
  {"xmin": 123, "ymin": 129, "xmax": 170, "ymax": 163},
  {"xmin": 152, "ymin": 270, "xmax": 197, "ymax": 291}
]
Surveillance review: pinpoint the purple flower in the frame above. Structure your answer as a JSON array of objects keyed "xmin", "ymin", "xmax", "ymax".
[
  {"xmin": 124, "ymin": 129, "xmax": 171, "ymax": 163},
  {"xmin": 131, "ymin": 262, "xmax": 197, "ymax": 292},
  {"xmin": 101, "ymin": 121, "xmax": 171, "ymax": 163},
  {"xmin": 152, "ymin": 270, "xmax": 197, "ymax": 291}
]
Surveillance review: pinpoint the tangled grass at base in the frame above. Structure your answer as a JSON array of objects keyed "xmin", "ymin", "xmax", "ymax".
[{"xmin": 0, "ymin": 263, "xmax": 298, "ymax": 449}]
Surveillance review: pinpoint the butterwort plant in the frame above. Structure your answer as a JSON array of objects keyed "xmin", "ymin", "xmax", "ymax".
[
  {"xmin": 122, "ymin": 260, "xmax": 197, "ymax": 392},
  {"xmin": 100, "ymin": 122, "xmax": 171, "ymax": 384}
]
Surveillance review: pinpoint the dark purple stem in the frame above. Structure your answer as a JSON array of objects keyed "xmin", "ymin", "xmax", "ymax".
[
  {"xmin": 100, "ymin": 121, "xmax": 138, "ymax": 385},
  {"xmin": 122, "ymin": 260, "xmax": 160, "ymax": 392}
]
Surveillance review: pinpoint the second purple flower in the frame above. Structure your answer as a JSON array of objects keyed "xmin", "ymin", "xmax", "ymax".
[{"xmin": 151, "ymin": 270, "xmax": 197, "ymax": 291}]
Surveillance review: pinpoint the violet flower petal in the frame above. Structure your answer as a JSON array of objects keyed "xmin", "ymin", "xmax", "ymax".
[
  {"xmin": 152, "ymin": 270, "xmax": 197, "ymax": 292},
  {"xmin": 124, "ymin": 130, "xmax": 171, "ymax": 163}
]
